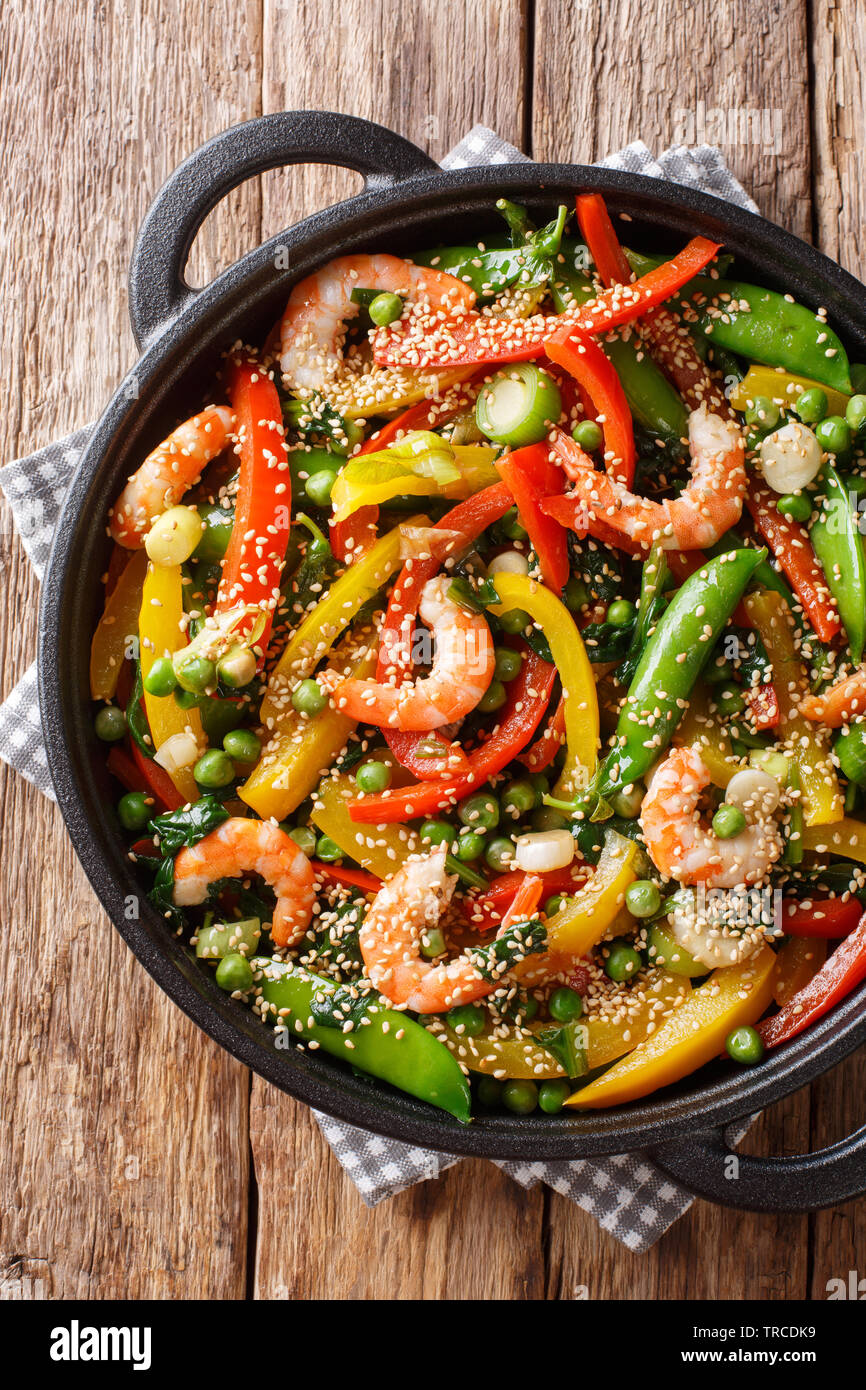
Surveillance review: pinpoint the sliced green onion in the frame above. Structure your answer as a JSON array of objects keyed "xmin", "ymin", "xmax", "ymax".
[{"xmin": 475, "ymin": 364, "xmax": 562, "ymax": 447}]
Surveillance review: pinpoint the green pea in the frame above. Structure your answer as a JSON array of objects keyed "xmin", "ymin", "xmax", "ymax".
[
  {"xmin": 531, "ymin": 806, "xmax": 569, "ymax": 832},
  {"xmin": 538, "ymin": 1079, "xmax": 571, "ymax": 1114},
  {"xmin": 834, "ymin": 724, "xmax": 866, "ymax": 785},
  {"xmin": 501, "ymin": 778, "xmax": 537, "ymax": 819},
  {"xmin": 518, "ymin": 994, "xmax": 540, "ymax": 1022},
  {"xmin": 725, "ymin": 1024, "xmax": 765, "ymax": 1065},
  {"xmin": 850, "ymin": 364, "xmax": 866, "ymax": 395},
  {"xmin": 458, "ymin": 793, "xmax": 500, "ymax": 831},
  {"xmin": 453, "ymin": 830, "xmax": 484, "ymax": 862},
  {"xmin": 544, "ymin": 893, "xmax": 568, "ymax": 917},
  {"xmin": 419, "ymin": 820, "xmax": 456, "ymax": 851},
  {"xmin": 713, "ymin": 803, "xmax": 747, "ymax": 839},
  {"xmin": 194, "ymin": 749, "xmax": 235, "ymax": 789},
  {"xmin": 776, "ymin": 493, "xmax": 812, "ymax": 523},
  {"xmin": 529, "ymin": 772, "xmax": 549, "ymax": 801},
  {"xmin": 305, "ymin": 469, "xmax": 339, "ymax": 507},
  {"xmin": 291, "ymin": 678, "xmax": 328, "ymax": 716},
  {"xmin": 368, "ymin": 292, "xmax": 403, "ymax": 327},
  {"xmin": 572, "ymin": 420, "xmax": 602, "ymax": 452},
  {"xmin": 420, "ymin": 927, "xmax": 446, "ymax": 960},
  {"xmin": 94, "ymin": 705, "xmax": 126, "ymax": 742},
  {"xmin": 477, "ymin": 679, "xmax": 507, "ymax": 713},
  {"xmin": 315, "ymin": 834, "xmax": 343, "ymax": 863},
  {"xmin": 611, "ymin": 782, "xmax": 645, "ymax": 819},
  {"xmin": 215, "ymin": 952, "xmax": 255, "ymax": 993},
  {"xmin": 174, "ymin": 687, "xmax": 205, "ymax": 710},
  {"xmin": 497, "ymin": 607, "xmax": 532, "ymax": 635},
  {"xmin": 549, "ymin": 986, "xmax": 583, "ymax": 1023},
  {"xmin": 744, "ymin": 396, "xmax": 781, "ymax": 433},
  {"xmin": 604, "ymin": 939, "xmax": 642, "ymax": 983},
  {"xmin": 846, "ymin": 394, "xmax": 866, "ymax": 432},
  {"xmin": 502, "ymin": 1079, "xmax": 538, "ymax": 1114},
  {"xmin": 795, "ymin": 387, "xmax": 828, "ymax": 424},
  {"xmin": 484, "ymin": 836, "xmax": 515, "ymax": 872},
  {"xmin": 355, "ymin": 759, "xmax": 392, "ymax": 794},
  {"xmin": 501, "ymin": 506, "xmax": 529, "ymax": 541},
  {"xmin": 494, "ymin": 646, "xmax": 523, "ymax": 682},
  {"xmin": 625, "ymin": 879, "xmax": 662, "ymax": 919},
  {"xmin": 223, "ymin": 728, "xmax": 261, "ymax": 764},
  {"xmin": 713, "ymin": 688, "xmax": 746, "ymax": 716},
  {"xmin": 607, "ymin": 599, "xmax": 636, "ymax": 628},
  {"xmin": 477, "ymin": 1076, "xmax": 503, "ymax": 1108},
  {"xmin": 286, "ymin": 825, "xmax": 317, "ymax": 857},
  {"xmin": 563, "ymin": 576, "xmax": 588, "ymax": 612},
  {"xmin": 117, "ymin": 791, "xmax": 151, "ymax": 831},
  {"xmin": 143, "ymin": 657, "xmax": 178, "ymax": 697},
  {"xmin": 704, "ymin": 657, "xmax": 733, "ymax": 685},
  {"xmin": 448, "ymin": 1003, "xmax": 486, "ymax": 1037},
  {"xmin": 177, "ymin": 657, "xmax": 216, "ymax": 695},
  {"xmin": 816, "ymin": 415, "xmax": 852, "ymax": 455}
]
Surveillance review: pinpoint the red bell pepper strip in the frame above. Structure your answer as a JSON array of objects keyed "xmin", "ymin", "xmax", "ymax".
[
  {"xmin": 517, "ymin": 695, "xmax": 566, "ymax": 772},
  {"xmin": 759, "ymin": 910, "xmax": 866, "ymax": 1048},
  {"xmin": 780, "ymin": 895, "xmax": 864, "ymax": 939},
  {"xmin": 575, "ymin": 193, "xmax": 634, "ymax": 288},
  {"xmin": 496, "ymin": 445, "xmax": 570, "ymax": 591},
  {"xmin": 462, "ymin": 863, "xmax": 590, "ymax": 932},
  {"xmin": 329, "ymin": 375, "xmax": 485, "ymax": 561},
  {"xmin": 545, "ymin": 325, "xmax": 636, "ymax": 487},
  {"xmin": 128, "ymin": 740, "xmax": 185, "ymax": 811},
  {"xmin": 744, "ymin": 682, "xmax": 780, "ymax": 731},
  {"xmin": 376, "ymin": 481, "xmax": 514, "ymax": 778},
  {"xmin": 745, "ymin": 479, "xmax": 842, "ymax": 644},
  {"xmin": 371, "ymin": 237, "xmax": 723, "ymax": 369},
  {"xmin": 349, "ymin": 647, "xmax": 556, "ymax": 824},
  {"xmin": 311, "ymin": 861, "xmax": 382, "ymax": 895},
  {"xmin": 214, "ymin": 356, "xmax": 292, "ymax": 654},
  {"xmin": 107, "ymin": 743, "xmax": 149, "ymax": 796}
]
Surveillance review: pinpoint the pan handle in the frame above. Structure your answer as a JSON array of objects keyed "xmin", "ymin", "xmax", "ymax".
[
  {"xmin": 649, "ymin": 1120, "xmax": 866, "ymax": 1212},
  {"xmin": 128, "ymin": 111, "xmax": 439, "ymax": 348}
]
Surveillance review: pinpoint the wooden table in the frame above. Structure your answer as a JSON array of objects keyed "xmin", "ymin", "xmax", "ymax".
[{"xmin": 1, "ymin": 0, "xmax": 864, "ymax": 1301}]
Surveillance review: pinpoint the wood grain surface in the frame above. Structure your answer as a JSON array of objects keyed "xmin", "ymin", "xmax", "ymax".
[{"xmin": 0, "ymin": 0, "xmax": 863, "ymax": 1301}]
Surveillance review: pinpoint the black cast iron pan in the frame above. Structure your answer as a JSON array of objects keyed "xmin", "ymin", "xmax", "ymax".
[{"xmin": 39, "ymin": 111, "xmax": 866, "ymax": 1211}]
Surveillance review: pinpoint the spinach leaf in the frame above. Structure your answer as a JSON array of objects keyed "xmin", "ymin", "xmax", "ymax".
[
  {"xmin": 148, "ymin": 796, "xmax": 230, "ymax": 857},
  {"xmin": 535, "ymin": 1020, "xmax": 588, "ymax": 1079},
  {"xmin": 125, "ymin": 663, "xmax": 153, "ymax": 759},
  {"xmin": 309, "ymin": 979, "xmax": 380, "ymax": 1030},
  {"xmin": 469, "ymin": 920, "xmax": 547, "ymax": 980}
]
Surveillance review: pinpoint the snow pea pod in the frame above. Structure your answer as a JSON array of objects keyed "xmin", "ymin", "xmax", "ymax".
[
  {"xmin": 596, "ymin": 548, "xmax": 767, "ymax": 797},
  {"xmin": 552, "ymin": 246, "xmax": 688, "ymax": 445},
  {"xmin": 413, "ymin": 205, "xmax": 568, "ymax": 297},
  {"xmin": 810, "ymin": 463, "xmax": 866, "ymax": 663},
  {"xmin": 252, "ymin": 958, "xmax": 472, "ymax": 1122}
]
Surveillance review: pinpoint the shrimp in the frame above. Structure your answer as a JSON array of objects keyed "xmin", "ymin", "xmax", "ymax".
[
  {"xmin": 800, "ymin": 666, "xmax": 866, "ymax": 727},
  {"xmin": 640, "ymin": 746, "xmax": 782, "ymax": 887},
  {"xmin": 279, "ymin": 253, "xmax": 476, "ymax": 415},
  {"xmin": 359, "ymin": 846, "xmax": 529, "ymax": 1012},
  {"xmin": 110, "ymin": 405, "xmax": 235, "ymax": 548},
  {"xmin": 550, "ymin": 406, "xmax": 746, "ymax": 551},
  {"xmin": 328, "ymin": 576, "xmax": 495, "ymax": 731},
  {"xmin": 173, "ymin": 817, "xmax": 315, "ymax": 950}
]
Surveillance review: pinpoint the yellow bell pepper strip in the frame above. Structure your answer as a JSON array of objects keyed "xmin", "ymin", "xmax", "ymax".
[
  {"xmin": 311, "ymin": 772, "xmax": 422, "ymax": 880},
  {"xmin": 581, "ymin": 971, "xmax": 692, "ymax": 1069},
  {"xmin": 487, "ymin": 571, "xmax": 598, "ymax": 799},
  {"xmin": 774, "ymin": 936, "xmax": 827, "ymax": 1008},
  {"xmin": 672, "ymin": 683, "xmax": 743, "ymax": 788},
  {"xmin": 240, "ymin": 637, "xmax": 376, "ymax": 821},
  {"xmin": 89, "ymin": 549, "xmax": 149, "ymax": 700},
  {"xmin": 743, "ymin": 590, "xmax": 843, "ymax": 826},
  {"xmin": 567, "ymin": 944, "xmax": 777, "ymax": 1108},
  {"xmin": 799, "ymin": 817, "xmax": 866, "ymax": 864},
  {"xmin": 331, "ymin": 435, "xmax": 498, "ymax": 523},
  {"xmin": 729, "ymin": 366, "xmax": 850, "ymax": 421},
  {"xmin": 433, "ymin": 1017, "xmax": 567, "ymax": 1080},
  {"xmin": 139, "ymin": 562, "xmax": 204, "ymax": 804},
  {"xmin": 544, "ymin": 829, "xmax": 638, "ymax": 958},
  {"xmin": 260, "ymin": 525, "xmax": 405, "ymax": 732}
]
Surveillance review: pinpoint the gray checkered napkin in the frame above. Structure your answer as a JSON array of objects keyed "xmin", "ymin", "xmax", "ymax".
[{"xmin": 0, "ymin": 129, "xmax": 758, "ymax": 1251}]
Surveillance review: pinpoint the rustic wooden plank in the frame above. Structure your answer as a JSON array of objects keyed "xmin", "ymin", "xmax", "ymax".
[
  {"xmin": 0, "ymin": 0, "xmax": 261, "ymax": 1299},
  {"xmin": 251, "ymin": 1096, "xmax": 544, "ymax": 1299},
  {"xmin": 533, "ymin": 0, "xmax": 813, "ymax": 1298},
  {"xmin": 808, "ymin": 0, "xmax": 866, "ymax": 1297},
  {"xmin": 532, "ymin": 0, "xmax": 812, "ymax": 237},
  {"xmin": 251, "ymin": 0, "xmax": 539, "ymax": 1302}
]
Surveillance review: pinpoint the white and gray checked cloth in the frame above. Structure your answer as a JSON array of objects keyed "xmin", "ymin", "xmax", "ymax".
[{"xmin": 0, "ymin": 127, "xmax": 759, "ymax": 1252}]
